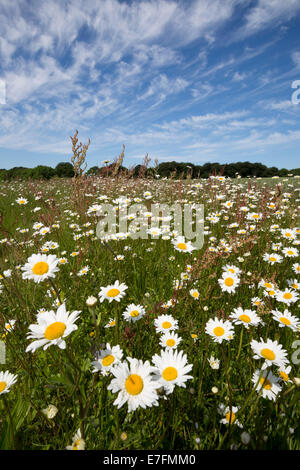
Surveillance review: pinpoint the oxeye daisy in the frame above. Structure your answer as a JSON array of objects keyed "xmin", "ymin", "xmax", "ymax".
[
  {"xmin": 98, "ymin": 280, "xmax": 128, "ymax": 303},
  {"xmin": 25, "ymin": 303, "xmax": 81, "ymax": 352},
  {"xmin": 287, "ymin": 279, "xmax": 300, "ymax": 291},
  {"xmin": 218, "ymin": 272, "xmax": 240, "ymax": 293},
  {"xmin": 189, "ymin": 288, "xmax": 200, "ymax": 300},
  {"xmin": 105, "ymin": 318, "xmax": 116, "ymax": 328},
  {"xmin": 172, "ymin": 236, "xmax": 195, "ymax": 253},
  {"xmin": 250, "ymin": 338, "xmax": 289, "ymax": 370},
  {"xmin": 66, "ymin": 429, "xmax": 85, "ymax": 450},
  {"xmin": 251, "ymin": 297, "xmax": 264, "ymax": 308},
  {"xmin": 292, "ymin": 263, "xmax": 300, "ymax": 275},
  {"xmin": 277, "ymin": 365, "xmax": 292, "ymax": 384},
  {"xmin": 3, "ymin": 319, "xmax": 16, "ymax": 335},
  {"xmin": 154, "ymin": 314, "xmax": 178, "ymax": 334},
  {"xmin": 107, "ymin": 357, "xmax": 159, "ymax": 412},
  {"xmin": 252, "ymin": 369, "xmax": 282, "ymax": 401},
  {"xmin": 222, "ymin": 264, "xmax": 242, "ymax": 276},
  {"xmin": 263, "ymin": 253, "xmax": 283, "ymax": 265},
  {"xmin": 229, "ymin": 307, "xmax": 261, "ymax": 329},
  {"xmin": 282, "ymin": 247, "xmax": 298, "ymax": 258},
  {"xmin": 208, "ymin": 355, "xmax": 220, "ymax": 370},
  {"xmin": 122, "ymin": 304, "xmax": 146, "ymax": 323},
  {"xmin": 0, "ymin": 370, "xmax": 17, "ymax": 395},
  {"xmin": 276, "ymin": 289, "xmax": 299, "ymax": 305},
  {"xmin": 218, "ymin": 404, "xmax": 243, "ymax": 428},
  {"xmin": 271, "ymin": 309, "xmax": 300, "ymax": 331},
  {"xmin": 258, "ymin": 280, "xmax": 275, "ymax": 290},
  {"xmin": 205, "ymin": 317, "xmax": 234, "ymax": 343},
  {"xmin": 16, "ymin": 197, "xmax": 28, "ymax": 205},
  {"xmin": 91, "ymin": 343, "xmax": 123, "ymax": 374},
  {"xmin": 21, "ymin": 253, "xmax": 59, "ymax": 283},
  {"xmin": 159, "ymin": 331, "xmax": 182, "ymax": 350},
  {"xmin": 152, "ymin": 349, "xmax": 193, "ymax": 395},
  {"xmin": 78, "ymin": 266, "xmax": 89, "ymax": 276}
]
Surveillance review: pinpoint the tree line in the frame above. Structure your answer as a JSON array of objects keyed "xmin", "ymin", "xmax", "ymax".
[{"xmin": 0, "ymin": 160, "xmax": 299, "ymax": 181}]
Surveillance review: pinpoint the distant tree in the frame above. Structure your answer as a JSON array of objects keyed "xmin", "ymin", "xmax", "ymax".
[
  {"xmin": 55, "ymin": 162, "xmax": 75, "ymax": 178},
  {"xmin": 32, "ymin": 165, "xmax": 56, "ymax": 179},
  {"xmin": 86, "ymin": 166, "xmax": 100, "ymax": 176}
]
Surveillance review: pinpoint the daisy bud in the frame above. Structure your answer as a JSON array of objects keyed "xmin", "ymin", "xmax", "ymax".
[
  {"xmin": 42, "ymin": 404, "xmax": 58, "ymax": 419},
  {"xmin": 86, "ymin": 296, "xmax": 98, "ymax": 307},
  {"xmin": 241, "ymin": 432, "xmax": 250, "ymax": 445}
]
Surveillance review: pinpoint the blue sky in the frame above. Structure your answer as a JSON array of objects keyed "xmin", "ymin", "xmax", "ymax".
[{"xmin": 0, "ymin": 0, "xmax": 300, "ymax": 170}]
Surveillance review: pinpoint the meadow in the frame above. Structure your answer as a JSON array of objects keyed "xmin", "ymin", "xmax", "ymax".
[{"xmin": 0, "ymin": 172, "xmax": 299, "ymax": 450}]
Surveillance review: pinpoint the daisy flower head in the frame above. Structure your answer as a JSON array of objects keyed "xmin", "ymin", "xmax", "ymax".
[
  {"xmin": 189, "ymin": 288, "xmax": 200, "ymax": 300},
  {"xmin": 152, "ymin": 349, "xmax": 193, "ymax": 395},
  {"xmin": 292, "ymin": 263, "xmax": 300, "ymax": 275},
  {"xmin": 66, "ymin": 429, "xmax": 85, "ymax": 450},
  {"xmin": 288, "ymin": 279, "xmax": 300, "ymax": 291},
  {"xmin": 252, "ymin": 369, "xmax": 282, "ymax": 401},
  {"xmin": 218, "ymin": 272, "xmax": 240, "ymax": 293},
  {"xmin": 229, "ymin": 307, "xmax": 261, "ymax": 329},
  {"xmin": 263, "ymin": 253, "xmax": 283, "ymax": 265},
  {"xmin": 205, "ymin": 317, "xmax": 234, "ymax": 343},
  {"xmin": 21, "ymin": 253, "xmax": 59, "ymax": 283},
  {"xmin": 107, "ymin": 357, "xmax": 159, "ymax": 412},
  {"xmin": 122, "ymin": 304, "xmax": 146, "ymax": 323},
  {"xmin": 154, "ymin": 314, "xmax": 178, "ymax": 334},
  {"xmin": 2, "ymin": 319, "xmax": 16, "ymax": 337},
  {"xmin": 251, "ymin": 297, "xmax": 264, "ymax": 308},
  {"xmin": 271, "ymin": 309, "xmax": 300, "ymax": 331},
  {"xmin": 276, "ymin": 289, "xmax": 299, "ymax": 305},
  {"xmin": 208, "ymin": 355, "xmax": 220, "ymax": 370},
  {"xmin": 222, "ymin": 264, "xmax": 242, "ymax": 276},
  {"xmin": 281, "ymin": 228, "xmax": 297, "ymax": 240},
  {"xmin": 105, "ymin": 318, "xmax": 116, "ymax": 328},
  {"xmin": 16, "ymin": 197, "xmax": 28, "ymax": 205},
  {"xmin": 218, "ymin": 404, "xmax": 243, "ymax": 428},
  {"xmin": 91, "ymin": 343, "xmax": 123, "ymax": 374},
  {"xmin": 98, "ymin": 280, "xmax": 128, "ymax": 303},
  {"xmin": 282, "ymin": 247, "xmax": 298, "ymax": 258},
  {"xmin": 0, "ymin": 371, "xmax": 17, "ymax": 395},
  {"xmin": 26, "ymin": 303, "xmax": 81, "ymax": 352},
  {"xmin": 277, "ymin": 365, "xmax": 292, "ymax": 384},
  {"xmin": 159, "ymin": 331, "xmax": 182, "ymax": 350},
  {"xmin": 250, "ymin": 338, "xmax": 289, "ymax": 370},
  {"xmin": 172, "ymin": 236, "xmax": 195, "ymax": 253}
]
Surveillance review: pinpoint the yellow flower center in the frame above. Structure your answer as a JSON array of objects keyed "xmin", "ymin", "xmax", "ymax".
[
  {"xmin": 279, "ymin": 371, "xmax": 289, "ymax": 382},
  {"xmin": 0, "ymin": 381, "xmax": 7, "ymax": 393},
  {"xmin": 225, "ymin": 411, "xmax": 236, "ymax": 423},
  {"xmin": 239, "ymin": 314, "xmax": 251, "ymax": 323},
  {"xmin": 44, "ymin": 322, "xmax": 66, "ymax": 340},
  {"xmin": 268, "ymin": 290, "xmax": 275, "ymax": 296},
  {"xmin": 213, "ymin": 326, "xmax": 225, "ymax": 336},
  {"xmin": 106, "ymin": 288, "xmax": 120, "ymax": 298},
  {"xmin": 261, "ymin": 348, "xmax": 276, "ymax": 361},
  {"xmin": 264, "ymin": 283, "xmax": 272, "ymax": 288},
  {"xmin": 192, "ymin": 292, "xmax": 199, "ymax": 298},
  {"xmin": 260, "ymin": 377, "xmax": 272, "ymax": 390},
  {"xmin": 252, "ymin": 214, "xmax": 260, "ymax": 218},
  {"xmin": 125, "ymin": 374, "xmax": 144, "ymax": 395},
  {"xmin": 286, "ymin": 233, "xmax": 291, "ymax": 237},
  {"xmin": 162, "ymin": 321, "xmax": 172, "ymax": 329},
  {"xmin": 166, "ymin": 339, "xmax": 176, "ymax": 347},
  {"xmin": 224, "ymin": 277, "xmax": 234, "ymax": 287},
  {"xmin": 228, "ymin": 268, "xmax": 235, "ymax": 273},
  {"xmin": 283, "ymin": 293, "xmax": 292, "ymax": 300},
  {"xmin": 279, "ymin": 317, "xmax": 291, "ymax": 325},
  {"xmin": 292, "ymin": 284, "xmax": 298, "ymax": 289},
  {"xmin": 162, "ymin": 366, "xmax": 178, "ymax": 381},
  {"xmin": 130, "ymin": 310, "xmax": 139, "ymax": 317},
  {"xmin": 269, "ymin": 257, "xmax": 277, "ymax": 262},
  {"xmin": 287, "ymin": 250, "xmax": 294, "ymax": 255},
  {"xmin": 32, "ymin": 261, "xmax": 49, "ymax": 275},
  {"xmin": 177, "ymin": 242, "xmax": 187, "ymax": 250},
  {"xmin": 102, "ymin": 354, "xmax": 115, "ymax": 367}
]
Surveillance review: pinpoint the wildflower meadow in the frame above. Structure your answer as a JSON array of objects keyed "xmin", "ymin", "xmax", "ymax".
[{"xmin": 0, "ymin": 159, "xmax": 299, "ymax": 450}]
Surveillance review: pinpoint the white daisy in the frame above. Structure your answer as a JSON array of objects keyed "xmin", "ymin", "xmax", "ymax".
[
  {"xmin": 21, "ymin": 253, "xmax": 59, "ymax": 283},
  {"xmin": 26, "ymin": 303, "xmax": 81, "ymax": 352},
  {"xmin": 218, "ymin": 404, "xmax": 243, "ymax": 428},
  {"xmin": 252, "ymin": 369, "xmax": 282, "ymax": 401},
  {"xmin": 229, "ymin": 307, "xmax": 261, "ymax": 329},
  {"xmin": 172, "ymin": 236, "xmax": 195, "ymax": 253},
  {"xmin": 152, "ymin": 349, "xmax": 193, "ymax": 395},
  {"xmin": 159, "ymin": 331, "xmax": 182, "ymax": 350},
  {"xmin": 107, "ymin": 357, "xmax": 159, "ymax": 412},
  {"xmin": 98, "ymin": 280, "xmax": 128, "ymax": 303},
  {"xmin": 276, "ymin": 289, "xmax": 299, "ymax": 305},
  {"xmin": 66, "ymin": 429, "xmax": 85, "ymax": 450},
  {"xmin": 205, "ymin": 317, "xmax": 234, "ymax": 343},
  {"xmin": 0, "ymin": 370, "xmax": 17, "ymax": 395},
  {"xmin": 154, "ymin": 314, "xmax": 178, "ymax": 334},
  {"xmin": 122, "ymin": 304, "xmax": 146, "ymax": 323},
  {"xmin": 91, "ymin": 343, "xmax": 123, "ymax": 373},
  {"xmin": 218, "ymin": 273, "xmax": 240, "ymax": 293},
  {"xmin": 250, "ymin": 338, "xmax": 289, "ymax": 370},
  {"xmin": 271, "ymin": 309, "xmax": 300, "ymax": 331}
]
